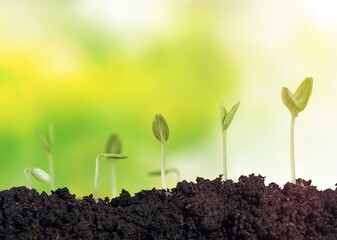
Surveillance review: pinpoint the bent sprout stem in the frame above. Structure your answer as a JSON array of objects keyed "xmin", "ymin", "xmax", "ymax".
[{"xmin": 94, "ymin": 153, "xmax": 128, "ymax": 203}]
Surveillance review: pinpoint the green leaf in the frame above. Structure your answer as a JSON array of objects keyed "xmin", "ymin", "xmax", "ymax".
[
  {"xmin": 152, "ymin": 114, "xmax": 169, "ymax": 144},
  {"xmin": 281, "ymin": 77, "xmax": 313, "ymax": 117},
  {"xmin": 294, "ymin": 77, "xmax": 313, "ymax": 111},
  {"xmin": 103, "ymin": 153, "xmax": 128, "ymax": 159},
  {"xmin": 31, "ymin": 168, "xmax": 51, "ymax": 184},
  {"xmin": 221, "ymin": 102, "xmax": 240, "ymax": 133},
  {"xmin": 281, "ymin": 87, "xmax": 301, "ymax": 117},
  {"xmin": 106, "ymin": 134, "xmax": 122, "ymax": 154}
]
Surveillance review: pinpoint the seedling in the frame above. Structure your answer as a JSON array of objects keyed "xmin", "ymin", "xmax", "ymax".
[
  {"xmin": 152, "ymin": 114, "xmax": 169, "ymax": 189},
  {"xmin": 35, "ymin": 124, "xmax": 55, "ymax": 191},
  {"xmin": 106, "ymin": 134, "xmax": 123, "ymax": 198},
  {"xmin": 94, "ymin": 153, "xmax": 128, "ymax": 203},
  {"xmin": 24, "ymin": 167, "xmax": 50, "ymax": 190},
  {"xmin": 281, "ymin": 77, "xmax": 313, "ymax": 184},
  {"xmin": 220, "ymin": 101, "xmax": 240, "ymax": 180},
  {"xmin": 149, "ymin": 168, "xmax": 181, "ymax": 184}
]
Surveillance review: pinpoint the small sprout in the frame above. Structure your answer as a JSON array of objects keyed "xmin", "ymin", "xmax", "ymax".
[
  {"xmin": 36, "ymin": 124, "xmax": 55, "ymax": 191},
  {"xmin": 152, "ymin": 114, "xmax": 169, "ymax": 189},
  {"xmin": 94, "ymin": 153, "xmax": 128, "ymax": 203},
  {"xmin": 220, "ymin": 101, "xmax": 240, "ymax": 180},
  {"xmin": 281, "ymin": 77, "xmax": 313, "ymax": 184},
  {"xmin": 24, "ymin": 167, "xmax": 51, "ymax": 190},
  {"xmin": 149, "ymin": 168, "xmax": 181, "ymax": 185}
]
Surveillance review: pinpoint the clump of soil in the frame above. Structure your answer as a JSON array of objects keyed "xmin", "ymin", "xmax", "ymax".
[{"xmin": 1, "ymin": 174, "xmax": 337, "ymax": 239}]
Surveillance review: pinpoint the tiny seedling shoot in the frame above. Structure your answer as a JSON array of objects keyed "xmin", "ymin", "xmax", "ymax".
[
  {"xmin": 152, "ymin": 114, "xmax": 169, "ymax": 189},
  {"xmin": 24, "ymin": 167, "xmax": 51, "ymax": 190},
  {"xmin": 220, "ymin": 101, "xmax": 240, "ymax": 180},
  {"xmin": 149, "ymin": 168, "xmax": 181, "ymax": 184},
  {"xmin": 281, "ymin": 77, "xmax": 313, "ymax": 184},
  {"xmin": 106, "ymin": 134, "xmax": 123, "ymax": 199},
  {"xmin": 94, "ymin": 153, "xmax": 128, "ymax": 203},
  {"xmin": 35, "ymin": 124, "xmax": 55, "ymax": 191}
]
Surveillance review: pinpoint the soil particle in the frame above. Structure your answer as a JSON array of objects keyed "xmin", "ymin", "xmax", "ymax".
[{"xmin": 1, "ymin": 174, "xmax": 337, "ymax": 239}]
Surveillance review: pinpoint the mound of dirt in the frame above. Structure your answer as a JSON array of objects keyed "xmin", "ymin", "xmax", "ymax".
[{"xmin": 1, "ymin": 174, "xmax": 337, "ymax": 239}]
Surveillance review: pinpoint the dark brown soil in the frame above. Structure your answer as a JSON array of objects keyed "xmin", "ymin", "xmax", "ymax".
[{"xmin": 1, "ymin": 174, "xmax": 337, "ymax": 239}]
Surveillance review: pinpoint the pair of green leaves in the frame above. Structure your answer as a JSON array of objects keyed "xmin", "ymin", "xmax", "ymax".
[
  {"xmin": 281, "ymin": 77, "xmax": 313, "ymax": 117},
  {"xmin": 220, "ymin": 102, "xmax": 240, "ymax": 133}
]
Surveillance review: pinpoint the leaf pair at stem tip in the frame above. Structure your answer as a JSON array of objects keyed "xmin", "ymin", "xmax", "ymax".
[{"xmin": 281, "ymin": 77, "xmax": 313, "ymax": 117}]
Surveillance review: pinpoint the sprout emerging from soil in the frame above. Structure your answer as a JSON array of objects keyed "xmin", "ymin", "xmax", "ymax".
[
  {"xmin": 149, "ymin": 168, "xmax": 181, "ymax": 184},
  {"xmin": 106, "ymin": 134, "xmax": 123, "ymax": 198},
  {"xmin": 220, "ymin": 101, "xmax": 240, "ymax": 180},
  {"xmin": 94, "ymin": 153, "xmax": 128, "ymax": 203},
  {"xmin": 35, "ymin": 124, "xmax": 55, "ymax": 191},
  {"xmin": 281, "ymin": 77, "xmax": 313, "ymax": 184},
  {"xmin": 152, "ymin": 114, "xmax": 169, "ymax": 189},
  {"xmin": 24, "ymin": 167, "xmax": 51, "ymax": 190}
]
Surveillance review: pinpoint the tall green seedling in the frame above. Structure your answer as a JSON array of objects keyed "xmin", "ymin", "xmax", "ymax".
[
  {"xmin": 281, "ymin": 77, "xmax": 313, "ymax": 184},
  {"xmin": 36, "ymin": 124, "xmax": 55, "ymax": 191},
  {"xmin": 24, "ymin": 167, "xmax": 50, "ymax": 190},
  {"xmin": 220, "ymin": 101, "xmax": 240, "ymax": 180},
  {"xmin": 152, "ymin": 114, "xmax": 169, "ymax": 189}
]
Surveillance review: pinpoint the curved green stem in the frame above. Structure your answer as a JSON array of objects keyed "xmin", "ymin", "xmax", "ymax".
[{"xmin": 24, "ymin": 168, "xmax": 33, "ymax": 189}]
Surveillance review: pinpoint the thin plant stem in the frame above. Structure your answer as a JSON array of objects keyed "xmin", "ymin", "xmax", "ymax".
[
  {"xmin": 48, "ymin": 152, "xmax": 54, "ymax": 191},
  {"xmin": 24, "ymin": 168, "xmax": 33, "ymax": 189},
  {"xmin": 94, "ymin": 154, "xmax": 103, "ymax": 203},
  {"xmin": 222, "ymin": 131, "xmax": 227, "ymax": 180},
  {"xmin": 110, "ymin": 160, "xmax": 117, "ymax": 199},
  {"xmin": 161, "ymin": 143, "xmax": 166, "ymax": 189},
  {"xmin": 290, "ymin": 115, "xmax": 296, "ymax": 184}
]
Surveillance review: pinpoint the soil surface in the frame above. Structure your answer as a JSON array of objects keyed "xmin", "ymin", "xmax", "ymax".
[{"xmin": 1, "ymin": 174, "xmax": 337, "ymax": 239}]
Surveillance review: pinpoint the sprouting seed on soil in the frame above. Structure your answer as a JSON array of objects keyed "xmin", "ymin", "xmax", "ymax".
[
  {"xmin": 24, "ymin": 167, "xmax": 51, "ymax": 190},
  {"xmin": 281, "ymin": 77, "xmax": 313, "ymax": 184},
  {"xmin": 220, "ymin": 101, "xmax": 240, "ymax": 180},
  {"xmin": 106, "ymin": 134, "xmax": 123, "ymax": 199},
  {"xmin": 152, "ymin": 114, "xmax": 169, "ymax": 189},
  {"xmin": 94, "ymin": 153, "xmax": 128, "ymax": 203},
  {"xmin": 35, "ymin": 124, "xmax": 55, "ymax": 191}
]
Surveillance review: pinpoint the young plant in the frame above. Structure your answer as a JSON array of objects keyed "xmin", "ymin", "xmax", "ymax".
[
  {"xmin": 106, "ymin": 134, "xmax": 123, "ymax": 199},
  {"xmin": 24, "ymin": 167, "xmax": 51, "ymax": 190},
  {"xmin": 94, "ymin": 153, "xmax": 128, "ymax": 203},
  {"xmin": 220, "ymin": 101, "xmax": 240, "ymax": 180},
  {"xmin": 152, "ymin": 114, "xmax": 169, "ymax": 189},
  {"xmin": 35, "ymin": 124, "xmax": 55, "ymax": 191},
  {"xmin": 149, "ymin": 168, "xmax": 181, "ymax": 184},
  {"xmin": 281, "ymin": 77, "xmax": 313, "ymax": 184}
]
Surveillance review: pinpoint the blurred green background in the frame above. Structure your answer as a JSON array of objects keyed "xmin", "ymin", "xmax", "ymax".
[{"xmin": 2, "ymin": 1, "xmax": 337, "ymax": 197}]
